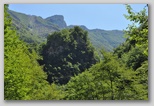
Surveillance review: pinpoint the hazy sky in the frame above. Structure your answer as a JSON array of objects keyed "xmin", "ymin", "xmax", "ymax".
[{"xmin": 9, "ymin": 4, "xmax": 147, "ymax": 30}]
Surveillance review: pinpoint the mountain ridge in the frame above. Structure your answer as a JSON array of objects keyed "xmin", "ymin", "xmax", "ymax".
[{"xmin": 8, "ymin": 9, "xmax": 125, "ymax": 51}]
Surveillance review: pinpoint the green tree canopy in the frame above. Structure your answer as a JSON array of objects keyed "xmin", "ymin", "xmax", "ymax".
[
  {"xmin": 4, "ymin": 4, "xmax": 63, "ymax": 100},
  {"xmin": 40, "ymin": 26, "xmax": 98, "ymax": 85},
  {"xmin": 64, "ymin": 50, "xmax": 147, "ymax": 100},
  {"xmin": 124, "ymin": 4, "xmax": 148, "ymax": 56}
]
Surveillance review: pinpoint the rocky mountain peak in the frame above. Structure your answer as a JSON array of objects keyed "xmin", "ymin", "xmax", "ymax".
[{"xmin": 45, "ymin": 15, "xmax": 67, "ymax": 29}]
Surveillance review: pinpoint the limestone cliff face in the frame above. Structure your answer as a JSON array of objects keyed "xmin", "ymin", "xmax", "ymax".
[{"xmin": 45, "ymin": 15, "xmax": 67, "ymax": 29}]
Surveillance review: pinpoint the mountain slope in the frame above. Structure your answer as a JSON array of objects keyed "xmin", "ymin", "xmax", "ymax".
[
  {"xmin": 89, "ymin": 29, "xmax": 125, "ymax": 51},
  {"xmin": 68, "ymin": 25, "xmax": 125, "ymax": 51},
  {"xmin": 8, "ymin": 9, "xmax": 125, "ymax": 51},
  {"xmin": 8, "ymin": 10, "xmax": 60, "ymax": 37}
]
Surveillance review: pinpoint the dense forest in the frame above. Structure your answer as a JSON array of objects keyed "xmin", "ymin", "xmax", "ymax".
[{"xmin": 4, "ymin": 4, "xmax": 148, "ymax": 100}]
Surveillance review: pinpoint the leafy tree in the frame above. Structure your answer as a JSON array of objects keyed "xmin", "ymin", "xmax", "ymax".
[
  {"xmin": 124, "ymin": 4, "xmax": 148, "ymax": 56},
  {"xmin": 64, "ymin": 4, "xmax": 149, "ymax": 99},
  {"xmin": 120, "ymin": 46, "xmax": 147, "ymax": 70},
  {"xmin": 4, "ymin": 4, "xmax": 63, "ymax": 100},
  {"xmin": 114, "ymin": 4, "xmax": 148, "ymax": 69},
  {"xmin": 64, "ymin": 70, "xmax": 96, "ymax": 100},
  {"xmin": 134, "ymin": 61, "xmax": 148, "ymax": 99},
  {"xmin": 113, "ymin": 39, "xmax": 132, "ymax": 58},
  {"xmin": 113, "ymin": 4, "xmax": 148, "ymax": 99},
  {"xmin": 40, "ymin": 26, "xmax": 98, "ymax": 84},
  {"xmin": 64, "ymin": 49, "xmax": 148, "ymax": 100},
  {"xmin": 4, "ymin": 4, "xmax": 31, "ymax": 100}
]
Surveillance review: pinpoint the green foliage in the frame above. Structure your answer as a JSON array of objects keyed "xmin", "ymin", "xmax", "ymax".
[
  {"xmin": 68, "ymin": 25, "xmax": 125, "ymax": 51},
  {"xmin": 4, "ymin": 4, "xmax": 30, "ymax": 99},
  {"xmin": 64, "ymin": 50, "xmax": 148, "ymax": 100},
  {"xmin": 40, "ymin": 26, "xmax": 98, "ymax": 84},
  {"xmin": 4, "ymin": 5, "xmax": 63, "ymax": 100},
  {"xmin": 64, "ymin": 71, "xmax": 96, "ymax": 100},
  {"xmin": 135, "ymin": 61, "xmax": 148, "ymax": 99},
  {"xmin": 113, "ymin": 39, "xmax": 132, "ymax": 58},
  {"xmin": 121, "ymin": 47, "xmax": 147, "ymax": 70},
  {"xmin": 4, "ymin": 4, "xmax": 148, "ymax": 100},
  {"xmin": 114, "ymin": 4, "xmax": 148, "ymax": 69},
  {"xmin": 112, "ymin": 4, "xmax": 148, "ymax": 100},
  {"xmin": 30, "ymin": 83, "xmax": 64, "ymax": 100},
  {"xmin": 124, "ymin": 4, "xmax": 148, "ymax": 56}
]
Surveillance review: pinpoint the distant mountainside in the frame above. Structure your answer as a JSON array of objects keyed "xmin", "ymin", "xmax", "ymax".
[
  {"xmin": 8, "ymin": 9, "xmax": 125, "ymax": 51},
  {"xmin": 8, "ymin": 10, "xmax": 60, "ymax": 37},
  {"xmin": 68, "ymin": 25, "xmax": 125, "ymax": 51}
]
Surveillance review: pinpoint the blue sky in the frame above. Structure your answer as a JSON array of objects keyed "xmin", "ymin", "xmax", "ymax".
[{"xmin": 8, "ymin": 4, "xmax": 147, "ymax": 30}]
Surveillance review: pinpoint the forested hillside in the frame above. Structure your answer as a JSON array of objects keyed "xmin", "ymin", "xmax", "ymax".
[
  {"xmin": 4, "ymin": 4, "xmax": 148, "ymax": 100},
  {"xmin": 8, "ymin": 10, "xmax": 125, "ymax": 51},
  {"xmin": 4, "ymin": 5, "xmax": 64, "ymax": 100}
]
